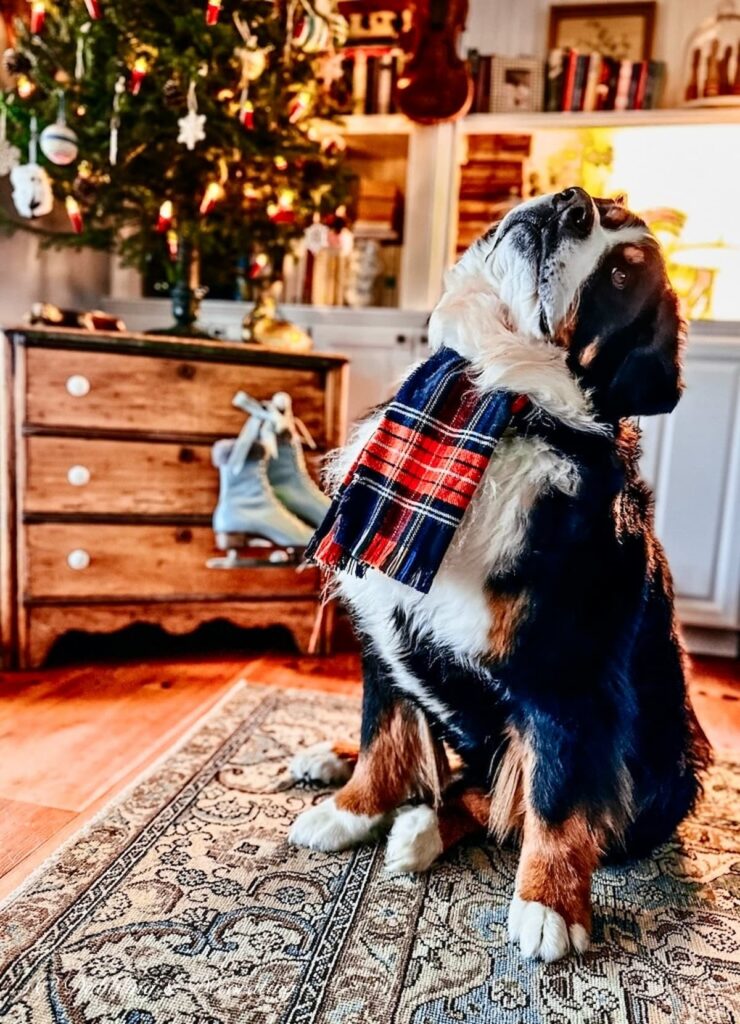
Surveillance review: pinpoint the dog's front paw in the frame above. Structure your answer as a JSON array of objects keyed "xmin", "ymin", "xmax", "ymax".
[
  {"xmin": 385, "ymin": 805, "xmax": 443, "ymax": 874},
  {"xmin": 507, "ymin": 895, "xmax": 590, "ymax": 962},
  {"xmin": 289, "ymin": 741, "xmax": 354, "ymax": 785},
  {"xmin": 288, "ymin": 796, "xmax": 386, "ymax": 851}
]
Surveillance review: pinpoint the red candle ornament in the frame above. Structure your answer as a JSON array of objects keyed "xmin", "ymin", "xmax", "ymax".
[
  {"xmin": 205, "ymin": 0, "xmax": 221, "ymax": 25},
  {"xmin": 66, "ymin": 196, "xmax": 83, "ymax": 233},
  {"xmin": 166, "ymin": 229, "xmax": 179, "ymax": 260},
  {"xmin": 30, "ymin": 1, "xmax": 46, "ymax": 35},
  {"xmin": 199, "ymin": 182, "xmax": 224, "ymax": 215},
  {"xmin": 84, "ymin": 0, "xmax": 102, "ymax": 18},
  {"xmin": 156, "ymin": 200, "xmax": 173, "ymax": 233},
  {"xmin": 267, "ymin": 189, "xmax": 296, "ymax": 224},
  {"xmin": 240, "ymin": 98, "xmax": 254, "ymax": 129},
  {"xmin": 130, "ymin": 56, "xmax": 148, "ymax": 96},
  {"xmin": 288, "ymin": 90, "xmax": 311, "ymax": 124},
  {"xmin": 249, "ymin": 253, "xmax": 269, "ymax": 279}
]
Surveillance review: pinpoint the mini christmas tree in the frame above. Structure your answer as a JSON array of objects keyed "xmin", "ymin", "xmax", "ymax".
[{"xmin": 0, "ymin": 0, "xmax": 351, "ymax": 332}]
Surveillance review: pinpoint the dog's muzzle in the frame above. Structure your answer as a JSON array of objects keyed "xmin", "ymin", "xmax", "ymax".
[{"xmin": 550, "ymin": 187, "xmax": 595, "ymax": 239}]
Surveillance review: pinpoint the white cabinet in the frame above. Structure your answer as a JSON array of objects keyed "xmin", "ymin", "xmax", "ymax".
[
  {"xmin": 640, "ymin": 328, "xmax": 740, "ymax": 651},
  {"xmin": 311, "ymin": 322, "xmax": 427, "ymax": 423}
]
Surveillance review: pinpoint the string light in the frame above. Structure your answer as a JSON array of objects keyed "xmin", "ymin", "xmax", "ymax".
[
  {"xmin": 65, "ymin": 196, "xmax": 83, "ymax": 233},
  {"xmin": 156, "ymin": 200, "xmax": 173, "ymax": 232},
  {"xmin": 166, "ymin": 229, "xmax": 179, "ymax": 260},
  {"xmin": 17, "ymin": 75, "xmax": 36, "ymax": 99},
  {"xmin": 199, "ymin": 181, "xmax": 224, "ymax": 215},
  {"xmin": 30, "ymin": 1, "xmax": 46, "ymax": 35},
  {"xmin": 274, "ymin": 155, "xmax": 288, "ymax": 171}
]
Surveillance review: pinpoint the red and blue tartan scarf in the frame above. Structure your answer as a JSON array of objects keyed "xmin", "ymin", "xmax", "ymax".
[{"xmin": 306, "ymin": 346, "xmax": 528, "ymax": 594}]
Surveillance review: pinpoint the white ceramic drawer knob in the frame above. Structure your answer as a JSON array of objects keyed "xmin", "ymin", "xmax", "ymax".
[
  {"xmin": 66, "ymin": 374, "xmax": 90, "ymax": 397},
  {"xmin": 67, "ymin": 548, "xmax": 91, "ymax": 571},
  {"xmin": 67, "ymin": 465, "xmax": 91, "ymax": 486}
]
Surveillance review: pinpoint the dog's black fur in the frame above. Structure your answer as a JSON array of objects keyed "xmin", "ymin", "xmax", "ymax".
[{"xmin": 357, "ymin": 194, "xmax": 709, "ymax": 859}]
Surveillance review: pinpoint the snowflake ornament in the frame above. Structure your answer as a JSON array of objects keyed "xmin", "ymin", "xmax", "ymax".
[
  {"xmin": 317, "ymin": 50, "xmax": 344, "ymax": 86},
  {"xmin": 177, "ymin": 81, "xmax": 206, "ymax": 151}
]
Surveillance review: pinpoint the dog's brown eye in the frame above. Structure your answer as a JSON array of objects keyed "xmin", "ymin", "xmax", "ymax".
[{"xmin": 611, "ymin": 267, "xmax": 628, "ymax": 289}]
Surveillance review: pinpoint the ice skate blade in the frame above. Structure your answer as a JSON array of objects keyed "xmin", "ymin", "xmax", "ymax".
[{"xmin": 206, "ymin": 546, "xmax": 302, "ymax": 570}]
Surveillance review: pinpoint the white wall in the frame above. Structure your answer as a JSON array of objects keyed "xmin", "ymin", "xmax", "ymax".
[
  {"xmin": 0, "ymin": 230, "xmax": 110, "ymax": 325},
  {"xmin": 464, "ymin": 0, "xmax": 718, "ymax": 106}
]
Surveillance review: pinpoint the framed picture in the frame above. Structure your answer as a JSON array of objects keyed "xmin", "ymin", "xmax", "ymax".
[
  {"xmin": 548, "ymin": 3, "xmax": 656, "ymax": 61},
  {"xmin": 490, "ymin": 57, "xmax": 545, "ymax": 113}
]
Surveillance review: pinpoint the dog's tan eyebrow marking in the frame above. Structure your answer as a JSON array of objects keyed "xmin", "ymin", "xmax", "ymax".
[
  {"xmin": 623, "ymin": 245, "xmax": 646, "ymax": 265},
  {"xmin": 579, "ymin": 338, "xmax": 601, "ymax": 367}
]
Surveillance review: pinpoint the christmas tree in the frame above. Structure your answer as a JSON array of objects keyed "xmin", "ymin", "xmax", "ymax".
[{"xmin": 0, "ymin": 0, "xmax": 351, "ymax": 328}]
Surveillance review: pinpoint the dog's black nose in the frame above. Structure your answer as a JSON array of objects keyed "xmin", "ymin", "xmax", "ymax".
[{"xmin": 553, "ymin": 187, "xmax": 594, "ymax": 237}]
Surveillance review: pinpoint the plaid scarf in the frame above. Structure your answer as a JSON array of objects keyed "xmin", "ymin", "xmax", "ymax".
[{"xmin": 306, "ymin": 346, "xmax": 527, "ymax": 594}]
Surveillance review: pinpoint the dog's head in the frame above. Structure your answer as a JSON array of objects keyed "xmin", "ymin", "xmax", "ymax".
[{"xmin": 445, "ymin": 187, "xmax": 684, "ymax": 420}]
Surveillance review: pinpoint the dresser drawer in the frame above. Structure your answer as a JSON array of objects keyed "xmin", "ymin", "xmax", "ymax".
[
  {"xmin": 25, "ymin": 348, "xmax": 329, "ymax": 444},
  {"xmin": 24, "ymin": 524, "xmax": 319, "ymax": 599},
  {"xmin": 25, "ymin": 437, "xmax": 218, "ymax": 516}
]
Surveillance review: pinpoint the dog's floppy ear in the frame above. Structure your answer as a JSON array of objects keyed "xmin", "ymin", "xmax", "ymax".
[{"xmin": 605, "ymin": 288, "xmax": 685, "ymax": 418}]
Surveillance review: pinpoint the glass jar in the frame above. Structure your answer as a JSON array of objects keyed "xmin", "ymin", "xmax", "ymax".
[{"xmin": 683, "ymin": 1, "xmax": 740, "ymax": 105}]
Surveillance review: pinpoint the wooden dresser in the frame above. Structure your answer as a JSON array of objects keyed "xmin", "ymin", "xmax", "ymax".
[{"xmin": 0, "ymin": 328, "xmax": 348, "ymax": 669}]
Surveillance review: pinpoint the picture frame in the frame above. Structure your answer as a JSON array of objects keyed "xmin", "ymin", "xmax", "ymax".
[
  {"xmin": 489, "ymin": 56, "xmax": 545, "ymax": 114},
  {"xmin": 548, "ymin": 3, "xmax": 656, "ymax": 62}
]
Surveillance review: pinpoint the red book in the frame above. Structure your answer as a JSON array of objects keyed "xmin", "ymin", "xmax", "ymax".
[{"xmin": 560, "ymin": 50, "xmax": 578, "ymax": 111}]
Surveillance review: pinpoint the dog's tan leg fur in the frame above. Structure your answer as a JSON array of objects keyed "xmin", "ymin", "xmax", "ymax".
[
  {"xmin": 516, "ymin": 810, "xmax": 600, "ymax": 932},
  {"xmin": 289, "ymin": 704, "xmax": 449, "ymax": 860},
  {"xmin": 335, "ymin": 704, "xmax": 448, "ymax": 816}
]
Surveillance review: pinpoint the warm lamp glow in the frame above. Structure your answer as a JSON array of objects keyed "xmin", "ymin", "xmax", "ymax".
[{"xmin": 527, "ymin": 123, "xmax": 740, "ymax": 321}]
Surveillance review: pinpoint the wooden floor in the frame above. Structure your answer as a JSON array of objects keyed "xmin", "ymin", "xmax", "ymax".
[{"xmin": 0, "ymin": 652, "xmax": 737, "ymax": 901}]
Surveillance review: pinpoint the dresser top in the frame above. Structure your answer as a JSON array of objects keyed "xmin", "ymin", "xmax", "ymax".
[{"xmin": 6, "ymin": 326, "xmax": 349, "ymax": 371}]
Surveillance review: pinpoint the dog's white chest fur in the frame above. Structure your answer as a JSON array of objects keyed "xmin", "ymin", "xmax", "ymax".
[{"xmin": 333, "ymin": 411, "xmax": 581, "ymax": 668}]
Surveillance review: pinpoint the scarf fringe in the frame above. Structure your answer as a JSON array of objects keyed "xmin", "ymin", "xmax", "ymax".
[{"xmin": 305, "ymin": 347, "xmax": 520, "ymax": 594}]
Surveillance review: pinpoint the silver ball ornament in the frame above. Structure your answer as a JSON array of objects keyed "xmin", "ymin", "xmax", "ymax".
[{"xmin": 39, "ymin": 122, "xmax": 79, "ymax": 166}]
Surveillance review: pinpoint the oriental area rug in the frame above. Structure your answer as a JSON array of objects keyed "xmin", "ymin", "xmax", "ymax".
[{"xmin": 0, "ymin": 683, "xmax": 738, "ymax": 1023}]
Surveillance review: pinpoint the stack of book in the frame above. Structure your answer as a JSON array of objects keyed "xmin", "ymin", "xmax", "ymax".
[
  {"xmin": 546, "ymin": 50, "xmax": 666, "ymax": 112},
  {"xmin": 456, "ymin": 134, "xmax": 530, "ymax": 251},
  {"xmin": 354, "ymin": 179, "xmax": 401, "ymax": 240},
  {"xmin": 339, "ymin": 48, "xmax": 405, "ymax": 115}
]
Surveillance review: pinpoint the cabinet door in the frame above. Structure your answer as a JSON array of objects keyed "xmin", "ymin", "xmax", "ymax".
[
  {"xmin": 643, "ymin": 357, "xmax": 740, "ymax": 629},
  {"xmin": 311, "ymin": 325, "xmax": 422, "ymax": 425}
]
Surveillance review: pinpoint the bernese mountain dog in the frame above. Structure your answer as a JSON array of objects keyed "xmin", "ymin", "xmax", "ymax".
[{"xmin": 288, "ymin": 187, "xmax": 711, "ymax": 962}]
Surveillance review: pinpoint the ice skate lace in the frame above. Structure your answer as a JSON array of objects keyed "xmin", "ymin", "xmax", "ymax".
[{"xmin": 228, "ymin": 390, "xmax": 317, "ymax": 476}]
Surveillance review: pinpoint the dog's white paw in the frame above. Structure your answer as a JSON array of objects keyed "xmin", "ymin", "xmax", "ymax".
[
  {"xmin": 289, "ymin": 741, "xmax": 354, "ymax": 785},
  {"xmin": 385, "ymin": 804, "xmax": 443, "ymax": 874},
  {"xmin": 288, "ymin": 796, "xmax": 385, "ymax": 851},
  {"xmin": 508, "ymin": 895, "xmax": 589, "ymax": 962}
]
